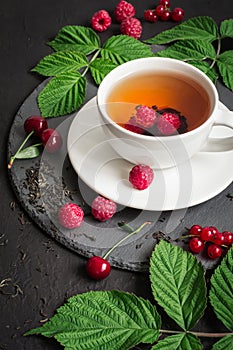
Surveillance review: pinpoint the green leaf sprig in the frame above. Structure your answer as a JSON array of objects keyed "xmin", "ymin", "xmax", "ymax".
[
  {"xmin": 32, "ymin": 26, "xmax": 153, "ymax": 117},
  {"xmin": 25, "ymin": 241, "xmax": 233, "ymax": 350},
  {"xmin": 145, "ymin": 16, "xmax": 233, "ymax": 89},
  {"xmin": 32, "ymin": 17, "xmax": 233, "ymax": 119}
]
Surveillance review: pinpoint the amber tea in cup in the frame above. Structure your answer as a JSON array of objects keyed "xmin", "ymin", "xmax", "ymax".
[{"xmin": 106, "ymin": 71, "xmax": 211, "ymax": 135}]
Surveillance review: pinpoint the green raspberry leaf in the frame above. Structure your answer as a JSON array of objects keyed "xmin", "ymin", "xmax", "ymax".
[
  {"xmin": 217, "ymin": 51, "xmax": 233, "ymax": 91},
  {"xmin": 187, "ymin": 60, "xmax": 218, "ymax": 83},
  {"xmin": 48, "ymin": 26, "xmax": 100, "ymax": 55},
  {"xmin": 209, "ymin": 246, "xmax": 233, "ymax": 331},
  {"xmin": 150, "ymin": 241, "xmax": 207, "ymax": 331},
  {"xmin": 25, "ymin": 290, "xmax": 161, "ymax": 350},
  {"xmin": 101, "ymin": 35, "xmax": 154, "ymax": 65},
  {"xmin": 145, "ymin": 16, "xmax": 218, "ymax": 44},
  {"xmin": 15, "ymin": 145, "xmax": 41, "ymax": 159},
  {"xmin": 156, "ymin": 40, "xmax": 216, "ymax": 60},
  {"xmin": 32, "ymin": 51, "xmax": 88, "ymax": 77},
  {"xmin": 151, "ymin": 333, "xmax": 202, "ymax": 350},
  {"xmin": 89, "ymin": 58, "xmax": 118, "ymax": 85},
  {"xmin": 220, "ymin": 19, "xmax": 233, "ymax": 38},
  {"xmin": 38, "ymin": 72, "xmax": 86, "ymax": 117},
  {"xmin": 212, "ymin": 335, "xmax": 233, "ymax": 350}
]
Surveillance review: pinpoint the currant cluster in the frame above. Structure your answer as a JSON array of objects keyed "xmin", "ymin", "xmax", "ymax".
[
  {"xmin": 187, "ymin": 225, "xmax": 233, "ymax": 259},
  {"xmin": 144, "ymin": 0, "xmax": 184, "ymax": 23}
]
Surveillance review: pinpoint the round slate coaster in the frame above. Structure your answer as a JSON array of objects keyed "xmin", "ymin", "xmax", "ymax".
[{"xmin": 8, "ymin": 76, "xmax": 233, "ymax": 271}]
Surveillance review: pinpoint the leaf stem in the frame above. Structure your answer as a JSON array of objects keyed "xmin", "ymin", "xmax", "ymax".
[
  {"xmin": 210, "ymin": 35, "xmax": 221, "ymax": 69},
  {"xmin": 103, "ymin": 222, "xmax": 151, "ymax": 260},
  {"xmin": 160, "ymin": 329, "xmax": 233, "ymax": 338},
  {"xmin": 8, "ymin": 130, "xmax": 34, "ymax": 169},
  {"xmin": 82, "ymin": 49, "xmax": 101, "ymax": 77}
]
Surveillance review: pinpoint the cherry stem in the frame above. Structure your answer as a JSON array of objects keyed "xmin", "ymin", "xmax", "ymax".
[
  {"xmin": 103, "ymin": 222, "xmax": 151, "ymax": 260},
  {"xmin": 160, "ymin": 329, "xmax": 233, "ymax": 338},
  {"xmin": 8, "ymin": 130, "xmax": 34, "ymax": 169}
]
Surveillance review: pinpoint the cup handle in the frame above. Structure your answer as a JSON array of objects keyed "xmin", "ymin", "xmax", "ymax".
[{"xmin": 201, "ymin": 109, "xmax": 233, "ymax": 152}]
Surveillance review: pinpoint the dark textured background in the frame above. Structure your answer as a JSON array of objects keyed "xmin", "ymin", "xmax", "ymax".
[{"xmin": 1, "ymin": 1, "xmax": 233, "ymax": 349}]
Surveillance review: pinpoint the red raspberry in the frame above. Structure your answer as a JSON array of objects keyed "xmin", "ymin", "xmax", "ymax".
[
  {"xmin": 91, "ymin": 10, "xmax": 112, "ymax": 32},
  {"xmin": 114, "ymin": 0, "xmax": 136, "ymax": 22},
  {"xmin": 157, "ymin": 112, "xmax": 181, "ymax": 135},
  {"xmin": 91, "ymin": 196, "xmax": 117, "ymax": 222},
  {"xmin": 129, "ymin": 164, "xmax": 154, "ymax": 190},
  {"xmin": 58, "ymin": 203, "xmax": 84, "ymax": 229},
  {"xmin": 135, "ymin": 105, "xmax": 157, "ymax": 128},
  {"xmin": 120, "ymin": 17, "xmax": 142, "ymax": 39},
  {"xmin": 124, "ymin": 116, "xmax": 145, "ymax": 134}
]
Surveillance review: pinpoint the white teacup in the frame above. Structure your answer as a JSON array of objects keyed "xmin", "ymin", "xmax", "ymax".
[{"xmin": 97, "ymin": 57, "xmax": 233, "ymax": 169}]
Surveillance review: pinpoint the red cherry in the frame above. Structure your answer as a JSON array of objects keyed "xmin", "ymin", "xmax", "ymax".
[
  {"xmin": 207, "ymin": 244, "xmax": 222, "ymax": 259},
  {"xmin": 160, "ymin": 10, "xmax": 171, "ymax": 21},
  {"xmin": 24, "ymin": 116, "xmax": 48, "ymax": 137},
  {"xmin": 171, "ymin": 7, "xmax": 185, "ymax": 22},
  {"xmin": 86, "ymin": 256, "xmax": 111, "ymax": 280},
  {"xmin": 155, "ymin": 4, "xmax": 165, "ymax": 16},
  {"xmin": 41, "ymin": 128, "xmax": 62, "ymax": 153},
  {"xmin": 200, "ymin": 226, "xmax": 215, "ymax": 242},
  {"xmin": 144, "ymin": 9, "xmax": 158, "ymax": 23},
  {"xmin": 189, "ymin": 225, "xmax": 202, "ymax": 236},
  {"xmin": 222, "ymin": 231, "xmax": 233, "ymax": 245},
  {"xmin": 159, "ymin": 0, "xmax": 170, "ymax": 7},
  {"xmin": 189, "ymin": 237, "xmax": 205, "ymax": 253}
]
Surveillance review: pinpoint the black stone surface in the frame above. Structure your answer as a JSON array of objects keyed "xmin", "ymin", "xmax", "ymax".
[{"xmin": 1, "ymin": 1, "xmax": 233, "ymax": 349}]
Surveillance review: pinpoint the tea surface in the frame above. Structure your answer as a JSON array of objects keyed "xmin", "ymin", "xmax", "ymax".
[{"xmin": 106, "ymin": 72, "xmax": 211, "ymax": 132}]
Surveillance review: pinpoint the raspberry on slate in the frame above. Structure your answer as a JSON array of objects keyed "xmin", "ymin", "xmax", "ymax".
[
  {"xmin": 135, "ymin": 105, "xmax": 157, "ymax": 128},
  {"xmin": 58, "ymin": 203, "xmax": 84, "ymax": 229},
  {"xmin": 114, "ymin": 0, "xmax": 136, "ymax": 22},
  {"xmin": 91, "ymin": 196, "xmax": 117, "ymax": 222},
  {"xmin": 129, "ymin": 164, "xmax": 154, "ymax": 190},
  {"xmin": 157, "ymin": 112, "xmax": 181, "ymax": 136},
  {"xmin": 120, "ymin": 17, "xmax": 142, "ymax": 39},
  {"xmin": 91, "ymin": 10, "xmax": 112, "ymax": 32},
  {"xmin": 124, "ymin": 116, "xmax": 145, "ymax": 134}
]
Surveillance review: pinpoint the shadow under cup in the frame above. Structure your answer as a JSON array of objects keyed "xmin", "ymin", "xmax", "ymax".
[{"xmin": 97, "ymin": 57, "xmax": 220, "ymax": 169}]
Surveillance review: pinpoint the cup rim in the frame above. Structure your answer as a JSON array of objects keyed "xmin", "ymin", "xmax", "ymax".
[{"xmin": 97, "ymin": 57, "xmax": 219, "ymax": 141}]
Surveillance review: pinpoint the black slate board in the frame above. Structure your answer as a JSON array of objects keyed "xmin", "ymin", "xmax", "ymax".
[{"xmin": 8, "ymin": 76, "xmax": 233, "ymax": 271}]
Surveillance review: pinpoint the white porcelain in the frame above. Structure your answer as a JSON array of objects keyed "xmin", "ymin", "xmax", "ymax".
[
  {"xmin": 67, "ymin": 97, "xmax": 233, "ymax": 211},
  {"xmin": 97, "ymin": 57, "xmax": 233, "ymax": 169}
]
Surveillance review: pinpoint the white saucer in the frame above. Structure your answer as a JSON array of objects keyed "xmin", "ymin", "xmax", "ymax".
[{"xmin": 67, "ymin": 97, "xmax": 233, "ymax": 211}]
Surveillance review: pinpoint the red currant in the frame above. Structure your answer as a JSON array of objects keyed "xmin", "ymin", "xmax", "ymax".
[
  {"xmin": 200, "ymin": 226, "xmax": 215, "ymax": 242},
  {"xmin": 155, "ymin": 4, "xmax": 165, "ymax": 16},
  {"xmin": 171, "ymin": 7, "xmax": 184, "ymax": 22},
  {"xmin": 189, "ymin": 225, "xmax": 202, "ymax": 236},
  {"xmin": 24, "ymin": 116, "xmax": 48, "ymax": 137},
  {"xmin": 160, "ymin": 10, "xmax": 171, "ymax": 21},
  {"xmin": 144, "ymin": 9, "xmax": 158, "ymax": 23},
  {"xmin": 222, "ymin": 231, "xmax": 233, "ymax": 245},
  {"xmin": 159, "ymin": 0, "xmax": 170, "ymax": 7},
  {"xmin": 41, "ymin": 128, "xmax": 62, "ymax": 153},
  {"xmin": 189, "ymin": 237, "xmax": 205, "ymax": 254},
  {"xmin": 86, "ymin": 256, "xmax": 111, "ymax": 280},
  {"xmin": 207, "ymin": 244, "xmax": 222, "ymax": 259},
  {"xmin": 212, "ymin": 232, "xmax": 225, "ymax": 246}
]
